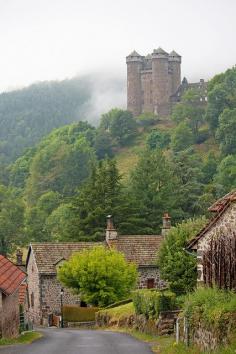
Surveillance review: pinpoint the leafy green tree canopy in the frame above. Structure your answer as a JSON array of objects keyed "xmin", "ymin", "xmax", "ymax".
[
  {"xmin": 100, "ymin": 109, "xmax": 137, "ymax": 146},
  {"xmin": 216, "ymin": 108, "xmax": 236, "ymax": 155},
  {"xmin": 58, "ymin": 246, "xmax": 138, "ymax": 307},
  {"xmin": 206, "ymin": 67, "xmax": 236, "ymax": 132},
  {"xmin": 158, "ymin": 217, "xmax": 206, "ymax": 295},
  {"xmin": 171, "ymin": 89, "xmax": 206, "ymax": 138},
  {"xmin": 25, "ymin": 124, "xmax": 96, "ymax": 205},
  {"xmin": 146, "ymin": 129, "xmax": 170, "ymax": 150},
  {"xmin": 0, "ymin": 185, "xmax": 25, "ymax": 255},
  {"xmin": 171, "ymin": 121, "xmax": 194, "ymax": 152}
]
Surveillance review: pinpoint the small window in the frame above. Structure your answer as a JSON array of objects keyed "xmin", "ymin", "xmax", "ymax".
[
  {"xmin": 31, "ymin": 292, "xmax": 34, "ymax": 308},
  {"xmin": 147, "ymin": 278, "xmax": 155, "ymax": 289}
]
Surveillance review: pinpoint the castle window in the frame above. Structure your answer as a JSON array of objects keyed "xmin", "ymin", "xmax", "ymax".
[{"xmin": 31, "ymin": 292, "xmax": 34, "ymax": 308}]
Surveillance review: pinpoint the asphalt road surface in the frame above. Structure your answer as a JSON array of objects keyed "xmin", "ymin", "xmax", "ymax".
[{"xmin": 0, "ymin": 328, "xmax": 154, "ymax": 354}]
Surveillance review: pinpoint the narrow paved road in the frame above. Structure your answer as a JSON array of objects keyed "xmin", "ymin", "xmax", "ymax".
[{"xmin": 0, "ymin": 328, "xmax": 153, "ymax": 354}]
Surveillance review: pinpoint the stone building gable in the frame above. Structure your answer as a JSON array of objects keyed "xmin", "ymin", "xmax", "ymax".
[
  {"xmin": 187, "ymin": 190, "xmax": 236, "ymax": 251},
  {"xmin": 186, "ymin": 191, "xmax": 236, "ymax": 283},
  {"xmin": 26, "ymin": 247, "xmax": 42, "ymax": 324}
]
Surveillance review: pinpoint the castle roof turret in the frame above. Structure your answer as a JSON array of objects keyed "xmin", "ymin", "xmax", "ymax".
[
  {"xmin": 126, "ymin": 50, "xmax": 143, "ymax": 63},
  {"xmin": 145, "ymin": 54, "xmax": 152, "ymax": 59},
  {"xmin": 152, "ymin": 47, "xmax": 169, "ymax": 59},
  {"xmin": 169, "ymin": 50, "xmax": 181, "ymax": 62},
  {"xmin": 169, "ymin": 50, "xmax": 181, "ymax": 57},
  {"xmin": 153, "ymin": 47, "xmax": 168, "ymax": 55}
]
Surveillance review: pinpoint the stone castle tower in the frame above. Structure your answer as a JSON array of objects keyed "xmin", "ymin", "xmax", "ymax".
[{"xmin": 126, "ymin": 47, "xmax": 181, "ymax": 117}]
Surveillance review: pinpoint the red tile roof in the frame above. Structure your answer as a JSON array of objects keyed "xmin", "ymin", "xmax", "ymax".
[
  {"xmin": 19, "ymin": 283, "xmax": 27, "ymax": 305},
  {"xmin": 187, "ymin": 190, "xmax": 236, "ymax": 250},
  {"xmin": 0, "ymin": 255, "xmax": 26, "ymax": 296}
]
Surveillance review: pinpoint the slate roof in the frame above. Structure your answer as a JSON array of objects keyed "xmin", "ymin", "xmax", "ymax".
[
  {"xmin": 187, "ymin": 190, "xmax": 236, "ymax": 250},
  {"xmin": 153, "ymin": 47, "xmax": 168, "ymax": 55},
  {"xmin": 108, "ymin": 235, "xmax": 163, "ymax": 266},
  {"xmin": 28, "ymin": 242, "xmax": 105, "ymax": 274},
  {"xmin": 128, "ymin": 50, "xmax": 141, "ymax": 57},
  {"xmin": 169, "ymin": 50, "xmax": 181, "ymax": 57},
  {"xmin": 0, "ymin": 255, "xmax": 26, "ymax": 296},
  {"xmin": 28, "ymin": 235, "xmax": 163, "ymax": 274}
]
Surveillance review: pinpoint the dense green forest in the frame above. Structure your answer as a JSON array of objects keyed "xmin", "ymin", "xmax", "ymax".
[
  {"xmin": 1, "ymin": 66, "xmax": 236, "ymax": 255},
  {"xmin": 0, "ymin": 75, "xmax": 124, "ymax": 164}
]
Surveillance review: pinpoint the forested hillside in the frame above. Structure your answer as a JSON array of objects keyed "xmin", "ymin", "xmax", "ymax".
[
  {"xmin": 0, "ymin": 75, "xmax": 125, "ymax": 163},
  {"xmin": 0, "ymin": 66, "xmax": 236, "ymax": 255}
]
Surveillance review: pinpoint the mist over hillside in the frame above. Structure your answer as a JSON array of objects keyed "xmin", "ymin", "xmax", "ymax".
[{"xmin": 0, "ymin": 73, "xmax": 126, "ymax": 163}]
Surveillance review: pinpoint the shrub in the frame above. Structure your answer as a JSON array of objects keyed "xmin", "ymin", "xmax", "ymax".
[
  {"xmin": 63, "ymin": 305, "xmax": 99, "ymax": 322},
  {"xmin": 183, "ymin": 287, "xmax": 236, "ymax": 334},
  {"xmin": 133, "ymin": 290, "xmax": 176, "ymax": 319},
  {"xmin": 58, "ymin": 246, "xmax": 138, "ymax": 307}
]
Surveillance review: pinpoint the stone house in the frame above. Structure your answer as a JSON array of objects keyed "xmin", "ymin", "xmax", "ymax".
[
  {"xmin": 186, "ymin": 190, "xmax": 236, "ymax": 284},
  {"xmin": 26, "ymin": 214, "xmax": 170, "ymax": 325},
  {"xmin": 0, "ymin": 255, "xmax": 26, "ymax": 338}
]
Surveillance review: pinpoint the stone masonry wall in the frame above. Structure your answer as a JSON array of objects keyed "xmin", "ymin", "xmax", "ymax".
[
  {"xmin": 138, "ymin": 266, "xmax": 166, "ymax": 289},
  {"xmin": 41, "ymin": 275, "xmax": 80, "ymax": 324},
  {"xmin": 27, "ymin": 251, "xmax": 41, "ymax": 325},
  {"xmin": 197, "ymin": 202, "xmax": 236, "ymax": 283},
  {"xmin": 0, "ymin": 291, "xmax": 20, "ymax": 338}
]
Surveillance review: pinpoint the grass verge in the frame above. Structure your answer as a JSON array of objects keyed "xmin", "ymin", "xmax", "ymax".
[{"xmin": 0, "ymin": 331, "xmax": 42, "ymax": 346}]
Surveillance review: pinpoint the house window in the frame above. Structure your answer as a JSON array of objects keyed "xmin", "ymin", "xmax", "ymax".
[
  {"xmin": 147, "ymin": 278, "xmax": 155, "ymax": 289},
  {"xmin": 31, "ymin": 292, "xmax": 34, "ymax": 308}
]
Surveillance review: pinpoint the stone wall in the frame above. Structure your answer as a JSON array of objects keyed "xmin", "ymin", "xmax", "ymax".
[
  {"xmin": 0, "ymin": 291, "xmax": 20, "ymax": 338},
  {"xmin": 27, "ymin": 250, "xmax": 41, "ymax": 325},
  {"xmin": 138, "ymin": 266, "xmax": 166, "ymax": 289},
  {"xmin": 197, "ymin": 202, "xmax": 236, "ymax": 283},
  {"xmin": 192, "ymin": 326, "xmax": 223, "ymax": 351},
  {"xmin": 41, "ymin": 275, "xmax": 80, "ymax": 325}
]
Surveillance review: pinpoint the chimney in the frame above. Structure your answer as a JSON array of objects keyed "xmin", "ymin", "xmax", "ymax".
[
  {"xmin": 16, "ymin": 249, "xmax": 23, "ymax": 265},
  {"xmin": 106, "ymin": 215, "xmax": 118, "ymax": 242},
  {"xmin": 162, "ymin": 213, "xmax": 171, "ymax": 237}
]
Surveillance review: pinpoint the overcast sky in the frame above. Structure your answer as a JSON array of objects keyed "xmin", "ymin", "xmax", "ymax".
[{"xmin": 0, "ymin": 0, "xmax": 235, "ymax": 93}]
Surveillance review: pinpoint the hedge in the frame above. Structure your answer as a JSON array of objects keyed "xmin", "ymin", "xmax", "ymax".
[
  {"xmin": 133, "ymin": 289, "xmax": 176, "ymax": 319},
  {"xmin": 63, "ymin": 305, "xmax": 99, "ymax": 322},
  {"xmin": 183, "ymin": 287, "xmax": 236, "ymax": 334}
]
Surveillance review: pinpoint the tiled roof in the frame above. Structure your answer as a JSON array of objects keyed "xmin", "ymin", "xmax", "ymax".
[
  {"xmin": 187, "ymin": 191, "xmax": 236, "ymax": 250},
  {"xmin": 19, "ymin": 283, "xmax": 27, "ymax": 305},
  {"xmin": 0, "ymin": 255, "xmax": 26, "ymax": 296},
  {"xmin": 169, "ymin": 50, "xmax": 181, "ymax": 57},
  {"xmin": 28, "ymin": 242, "xmax": 105, "ymax": 274},
  {"xmin": 109, "ymin": 235, "xmax": 163, "ymax": 266},
  {"xmin": 28, "ymin": 235, "xmax": 163, "ymax": 274}
]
